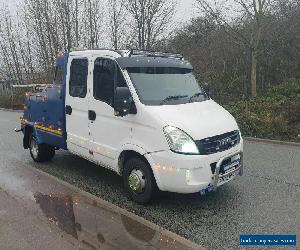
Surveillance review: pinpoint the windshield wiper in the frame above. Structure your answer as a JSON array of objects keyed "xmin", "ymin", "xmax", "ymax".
[
  {"xmin": 160, "ymin": 95, "xmax": 188, "ymax": 105},
  {"xmin": 189, "ymin": 92, "xmax": 207, "ymax": 102}
]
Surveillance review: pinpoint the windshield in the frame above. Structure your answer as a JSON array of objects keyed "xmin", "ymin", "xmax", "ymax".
[{"xmin": 127, "ymin": 67, "xmax": 208, "ymax": 105}]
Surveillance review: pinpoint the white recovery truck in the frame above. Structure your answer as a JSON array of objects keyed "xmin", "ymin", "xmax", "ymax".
[{"xmin": 20, "ymin": 49, "xmax": 243, "ymax": 204}]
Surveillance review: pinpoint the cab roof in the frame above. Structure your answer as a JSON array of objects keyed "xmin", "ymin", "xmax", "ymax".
[
  {"xmin": 116, "ymin": 57, "xmax": 192, "ymax": 69},
  {"xmin": 67, "ymin": 49, "xmax": 193, "ymax": 69}
]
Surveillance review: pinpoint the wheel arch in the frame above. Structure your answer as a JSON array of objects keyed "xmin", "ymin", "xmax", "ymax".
[
  {"xmin": 118, "ymin": 150, "xmax": 148, "ymax": 176},
  {"xmin": 117, "ymin": 144, "xmax": 163, "ymax": 190}
]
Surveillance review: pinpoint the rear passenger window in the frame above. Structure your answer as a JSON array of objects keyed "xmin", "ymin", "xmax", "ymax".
[{"xmin": 69, "ymin": 58, "xmax": 88, "ymax": 98}]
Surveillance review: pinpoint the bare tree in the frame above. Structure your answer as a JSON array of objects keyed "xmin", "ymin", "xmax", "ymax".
[
  {"xmin": 0, "ymin": 4, "xmax": 39, "ymax": 88},
  {"xmin": 82, "ymin": 0, "xmax": 103, "ymax": 48},
  {"xmin": 73, "ymin": 0, "xmax": 80, "ymax": 47},
  {"xmin": 126, "ymin": 0, "xmax": 176, "ymax": 50},
  {"xmin": 25, "ymin": 0, "xmax": 54, "ymax": 74},
  {"xmin": 56, "ymin": 0, "xmax": 74, "ymax": 52},
  {"xmin": 0, "ymin": 8, "xmax": 23, "ymax": 85},
  {"xmin": 196, "ymin": 0, "xmax": 271, "ymax": 97},
  {"xmin": 108, "ymin": 0, "xmax": 128, "ymax": 49},
  {"xmin": 239, "ymin": 0, "xmax": 270, "ymax": 97}
]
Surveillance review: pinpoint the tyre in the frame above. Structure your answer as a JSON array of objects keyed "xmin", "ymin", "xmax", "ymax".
[
  {"xmin": 29, "ymin": 134, "xmax": 55, "ymax": 162},
  {"xmin": 123, "ymin": 157, "xmax": 157, "ymax": 204},
  {"xmin": 45, "ymin": 145, "xmax": 55, "ymax": 161}
]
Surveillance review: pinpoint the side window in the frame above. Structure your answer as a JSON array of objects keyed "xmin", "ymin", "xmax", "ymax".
[
  {"xmin": 69, "ymin": 58, "xmax": 88, "ymax": 98},
  {"xmin": 93, "ymin": 58, "xmax": 126, "ymax": 106},
  {"xmin": 54, "ymin": 65, "xmax": 64, "ymax": 85}
]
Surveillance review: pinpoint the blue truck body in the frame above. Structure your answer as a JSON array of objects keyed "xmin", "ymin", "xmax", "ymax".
[{"xmin": 21, "ymin": 52, "xmax": 68, "ymax": 150}]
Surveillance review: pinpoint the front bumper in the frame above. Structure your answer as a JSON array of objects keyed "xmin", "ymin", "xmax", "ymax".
[
  {"xmin": 213, "ymin": 151, "xmax": 243, "ymax": 191},
  {"xmin": 147, "ymin": 143, "xmax": 243, "ymax": 194}
]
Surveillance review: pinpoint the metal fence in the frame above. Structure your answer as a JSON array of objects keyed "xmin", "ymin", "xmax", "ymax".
[{"xmin": 0, "ymin": 83, "xmax": 46, "ymax": 109}]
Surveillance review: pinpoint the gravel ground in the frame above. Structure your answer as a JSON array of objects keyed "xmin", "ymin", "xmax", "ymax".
[{"xmin": 1, "ymin": 110, "xmax": 299, "ymax": 250}]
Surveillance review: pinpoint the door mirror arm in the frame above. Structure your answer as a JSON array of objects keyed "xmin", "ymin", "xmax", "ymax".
[
  {"xmin": 203, "ymin": 82, "xmax": 210, "ymax": 98},
  {"xmin": 129, "ymin": 102, "xmax": 137, "ymax": 115}
]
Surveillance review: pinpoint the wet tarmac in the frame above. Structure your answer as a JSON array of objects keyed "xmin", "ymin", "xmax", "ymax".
[
  {"xmin": 0, "ymin": 110, "xmax": 299, "ymax": 250},
  {"xmin": 0, "ymin": 155, "xmax": 202, "ymax": 249}
]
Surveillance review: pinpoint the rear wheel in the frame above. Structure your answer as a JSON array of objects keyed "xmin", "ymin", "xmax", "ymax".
[
  {"xmin": 123, "ymin": 157, "xmax": 157, "ymax": 204},
  {"xmin": 30, "ymin": 134, "xmax": 55, "ymax": 162}
]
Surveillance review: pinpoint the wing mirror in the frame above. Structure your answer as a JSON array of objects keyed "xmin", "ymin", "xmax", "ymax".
[{"xmin": 114, "ymin": 87, "xmax": 134, "ymax": 117}]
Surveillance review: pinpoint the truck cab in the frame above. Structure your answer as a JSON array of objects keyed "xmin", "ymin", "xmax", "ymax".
[{"xmin": 21, "ymin": 49, "xmax": 243, "ymax": 204}]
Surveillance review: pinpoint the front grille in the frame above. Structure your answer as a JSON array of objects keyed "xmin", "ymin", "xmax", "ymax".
[{"xmin": 195, "ymin": 130, "xmax": 240, "ymax": 155}]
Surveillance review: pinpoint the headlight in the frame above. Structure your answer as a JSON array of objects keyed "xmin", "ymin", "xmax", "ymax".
[{"xmin": 163, "ymin": 126, "xmax": 199, "ymax": 154}]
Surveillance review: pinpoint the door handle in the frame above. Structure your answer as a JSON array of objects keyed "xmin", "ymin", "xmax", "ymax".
[
  {"xmin": 88, "ymin": 110, "xmax": 96, "ymax": 121},
  {"xmin": 66, "ymin": 105, "xmax": 72, "ymax": 115}
]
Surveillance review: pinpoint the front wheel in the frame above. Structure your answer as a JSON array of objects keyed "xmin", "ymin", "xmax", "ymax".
[
  {"xmin": 123, "ymin": 157, "xmax": 157, "ymax": 204},
  {"xmin": 30, "ymin": 134, "xmax": 55, "ymax": 162}
]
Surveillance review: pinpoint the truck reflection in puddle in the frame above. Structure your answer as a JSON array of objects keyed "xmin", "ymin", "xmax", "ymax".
[{"xmin": 34, "ymin": 192, "xmax": 192, "ymax": 250}]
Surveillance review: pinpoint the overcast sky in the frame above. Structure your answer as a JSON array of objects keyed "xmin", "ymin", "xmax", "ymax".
[
  {"xmin": 1, "ymin": 0, "xmax": 202, "ymax": 48},
  {"xmin": 176, "ymin": 0, "xmax": 198, "ymax": 24},
  {"xmin": 3, "ymin": 0, "xmax": 199, "ymax": 25}
]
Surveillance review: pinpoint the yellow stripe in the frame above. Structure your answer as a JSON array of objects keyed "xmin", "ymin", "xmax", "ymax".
[
  {"xmin": 20, "ymin": 118, "xmax": 62, "ymax": 136},
  {"xmin": 20, "ymin": 118, "xmax": 27, "ymax": 125},
  {"xmin": 35, "ymin": 125, "xmax": 63, "ymax": 136}
]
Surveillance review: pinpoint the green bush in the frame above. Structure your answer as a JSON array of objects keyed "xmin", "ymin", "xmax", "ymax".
[
  {"xmin": 0, "ymin": 92, "xmax": 26, "ymax": 110},
  {"xmin": 226, "ymin": 80, "xmax": 300, "ymax": 142},
  {"xmin": 0, "ymin": 95, "xmax": 12, "ymax": 109}
]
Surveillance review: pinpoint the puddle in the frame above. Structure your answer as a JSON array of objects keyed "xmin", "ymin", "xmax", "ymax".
[
  {"xmin": 33, "ymin": 192, "xmax": 196, "ymax": 249},
  {"xmin": 34, "ymin": 193, "xmax": 78, "ymax": 239}
]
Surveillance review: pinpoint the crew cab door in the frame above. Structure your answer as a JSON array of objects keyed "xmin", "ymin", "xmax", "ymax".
[
  {"xmin": 65, "ymin": 57, "xmax": 90, "ymax": 157},
  {"xmin": 88, "ymin": 57, "xmax": 132, "ymax": 170}
]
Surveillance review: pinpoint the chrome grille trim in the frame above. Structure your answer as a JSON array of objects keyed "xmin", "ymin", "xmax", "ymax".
[{"xmin": 195, "ymin": 130, "xmax": 240, "ymax": 155}]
